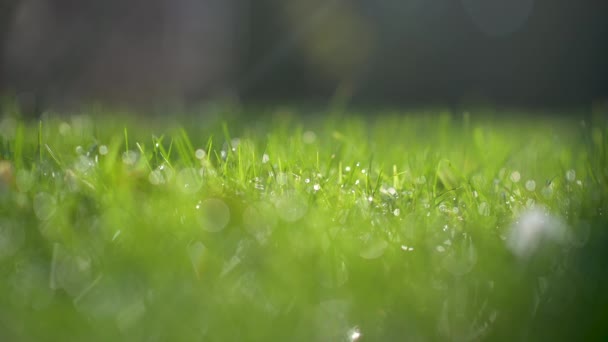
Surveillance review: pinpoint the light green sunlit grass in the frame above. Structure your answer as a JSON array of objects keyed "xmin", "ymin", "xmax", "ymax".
[{"xmin": 0, "ymin": 107, "xmax": 607, "ymax": 341}]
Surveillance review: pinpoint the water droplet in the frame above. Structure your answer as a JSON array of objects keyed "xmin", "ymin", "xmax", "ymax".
[
  {"xmin": 121, "ymin": 150, "xmax": 138, "ymax": 166},
  {"xmin": 148, "ymin": 170, "xmax": 163, "ymax": 185},
  {"xmin": 99, "ymin": 145, "xmax": 109, "ymax": 155},
  {"xmin": 176, "ymin": 167, "xmax": 203, "ymax": 194},
  {"xmin": 510, "ymin": 171, "xmax": 521, "ymax": 183},
  {"xmin": 344, "ymin": 166, "xmax": 351, "ymax": 172},
  {"xmin": 274, "ymin": 191, "xmax": 308, "ymax": 222},
  {"xmin": 195, "ymin": 149, "xmax": 206, "ymax": 160},
  {"xmin": 262, "ymin": 153, "xmax": 270, "ymax": 164},
  {"xmin": 566, "ymin": 169, "xmax": 576, "ymax": 182},
  {"xmin": 33, "ymin": 192, "xmax": 57, "ymax": 220},
  {"xmin": 75, "ymin": 155, "xmax": 94, "ymax": 173},
  {"xmin": 436, "ymin": 245, "xmax": 446, "ymax": 253},
  {"xmin": 359, "ymin": 238, "xmax": 388, "ymax": 259},
  {"xmin": 393, "ymin": 208, "xmax": 401, "ymax": 216},
  {"xmin": 525, "ymin": 180, "xmax": 536, "ymax": 191},
  {"xmin": 15, "ymin": 169, "xmax": 34, "ymax": 192},
  {"xmin": 301, "ymin": 130, "xmax": 317, "ymax": 144},
  {"xmin": 197, "ymin": 198, "xmax": 230, "ymax": 232},
  {"xmin": 313, "ymin": 184, "xmax": 321, "ymax": 191},
  {"xmin": 361, "ymin": 169, "xmax": 366, "ymax": 174},
  {"xmin": 0, "ymin": 219, "xmax": 25, "ymax": 259},
  {"xmin": 478, "ymin": 202, "xmax": 490, "ymax": 216},
  {"xmin": 75, "ymin": 146, "xmax": 84, "ymax": 155},
  {"xmin": 416, "ymin": 176, "xmax": 427, "ymax": 185},
  {"xmin": 541, "ymin": 186, "xmax": 553, "ymax": 199},
  {"xmin": 305, "ymin": 178, "xmax": 311, "ymax": 184}
]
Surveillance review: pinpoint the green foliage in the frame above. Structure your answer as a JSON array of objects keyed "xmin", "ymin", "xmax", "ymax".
[{"xmin": 0, "ymin": 107, "xmax": 606, "ymax": 341}]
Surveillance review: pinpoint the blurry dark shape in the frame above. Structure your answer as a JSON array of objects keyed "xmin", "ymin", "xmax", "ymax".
[
  {"xmin": 0, "ymin": 0, "xmax": 607, "ymax": 111},
  {"xmin": 461, "ymin": 0, "xmax": 535, "ymax": 36},
  {"xmin": 1, "ymin": 0, "xmax": 239, "ymax": 110},
  {"xmin": 243, "ymin": 0, "xmax": 608, "ymax": 107}
]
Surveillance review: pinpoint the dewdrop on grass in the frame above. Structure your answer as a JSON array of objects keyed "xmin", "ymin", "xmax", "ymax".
[
  {"xmin": 525, "ymin": 180, "xmax": 536, "ymax": 191},
  {"xmin": 510, "ymin": 171, "xmax": 521, "ymax": 183},
  {"xmin": 566, "ymin": 169, "xmax": 576, "ymax": 182},
  {"xmin": 195, "ymin": 149, "xmax": 206, "ymax": 160}
]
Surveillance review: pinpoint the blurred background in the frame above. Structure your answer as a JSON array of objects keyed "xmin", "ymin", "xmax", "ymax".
[{"xmin": 1, "ymin": 0, "xmax": 607, "ymax": 112}]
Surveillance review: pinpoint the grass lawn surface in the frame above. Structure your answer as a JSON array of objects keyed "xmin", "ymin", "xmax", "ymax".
[{"xmin": 0, "ymin": 106, "xmax": 607, "ymax": 341}]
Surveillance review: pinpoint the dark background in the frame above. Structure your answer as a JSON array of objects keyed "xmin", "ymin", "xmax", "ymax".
[{"xmin": 1, "ymin": 0, "xmax": 607, "ymax": 110}]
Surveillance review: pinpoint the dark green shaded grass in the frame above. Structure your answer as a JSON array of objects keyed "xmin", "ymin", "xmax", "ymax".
[{"xmin": 0, "ymin": 106, "xmax": 607, "ymax": 341}]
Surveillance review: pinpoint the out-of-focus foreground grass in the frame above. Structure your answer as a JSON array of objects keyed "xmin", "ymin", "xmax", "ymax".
[{"xmin": 0, "ymin": 105, "xmax": 607, "ymax": 341}]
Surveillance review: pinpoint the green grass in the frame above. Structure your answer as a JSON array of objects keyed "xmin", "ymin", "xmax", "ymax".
[{"xmin": 0, "ymin": 107, "xmax": 607, "ymax": 341}]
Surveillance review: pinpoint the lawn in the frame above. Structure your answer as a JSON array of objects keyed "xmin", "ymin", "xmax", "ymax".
[{"xmin": 0, "ymin": 105, "xmax": 607, "ymax": 341}]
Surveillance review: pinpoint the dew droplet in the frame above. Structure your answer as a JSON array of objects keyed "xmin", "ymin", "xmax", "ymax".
[
  {"xmin": 98, "ymin": 145, "xmax": 109, "ymax": 155},
  {"xmin": 313, "ymin": 184, "xmax": 321, "ymax": 191},
  {"xmin": 510, "ymin": 171, "xmax": 521, "ymax": 183},
  {"xmin": 262, "ymin": 153, "xmax": 270, "ymax": 164},
  {"xmin": 121, "ymin": 150, "xmax": 138, "ymax": 166},
  {"xmin": 33, "ymin": 192, "xmax": 57, "ymax": 220},
  {"xmin": 274, "ymin": 191, "xmax": 308, "ymax": 222},
  {"xmin": 566, "ymin": 169, "xmax": 576, "ymax": 182},
  {"xmin": 148, "ymin": 170, "xmax": 164, "ymax": 185},
  {"xmin": 176, "ymin": 167, "xmax": 203, "ymax": 194},
  {"xmin": 525, "ymin": 179, "xmax": 536, "ymax": 191},
  {"xmin": 195, "ymin": 149, "xmax": 206, "ymax": 160},
  {"xmin": 393, "ymin": 208, "xmax": 401, "ymax": 216},
  {"xmin": 541, "ymin": 186, "xmax": 553, "ymax": 199},
  {"xmin": 197, "ymin": 198, "xmax": 230, "ymax": 232}
]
